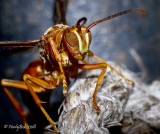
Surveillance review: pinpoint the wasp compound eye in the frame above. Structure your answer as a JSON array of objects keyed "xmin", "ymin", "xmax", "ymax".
[{"xmin": 65, "ymin": 30, "xmax": 79, "ymax": 48}]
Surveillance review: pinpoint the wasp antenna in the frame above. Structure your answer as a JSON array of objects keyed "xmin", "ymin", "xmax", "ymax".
[
  {"xmin": 86, "ymin": 9, "xmax": 146, "ymax": 31},
  {"xmin": 76, "ymin": 17, "xmax": 87, "ymax": 26}
]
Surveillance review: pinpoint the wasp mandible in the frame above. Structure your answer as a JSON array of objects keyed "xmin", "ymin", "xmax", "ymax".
[{"xmin": 0, "ymin": 9, "xmax": 146, "ymax": 133}]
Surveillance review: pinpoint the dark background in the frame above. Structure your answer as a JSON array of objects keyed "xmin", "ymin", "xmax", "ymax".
[{"xmin": 0, "ymin": 0, "xmax": 160, "ymax": 133}]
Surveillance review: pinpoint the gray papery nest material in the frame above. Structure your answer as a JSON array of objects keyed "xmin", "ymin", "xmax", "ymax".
[{"xmin": 55, "ymin": 62, "xmax": 160, "ymax": 134}]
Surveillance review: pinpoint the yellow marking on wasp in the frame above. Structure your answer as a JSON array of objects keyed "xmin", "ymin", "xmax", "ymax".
[
  {"xmin": 81, "ymin": 27, "xmax": 86, "ymax": 31},
  {"xmin": 74, "ymin": 30, "xmax": 83, "ymax": 52},
  {"xmin": 70, "ymin": 27, "xmax": 78, "ymax": 32},
  {"xmin": 85, "ymin": 33, "xmax": 89, "ymax": 46},
  {"xmin": 74, "ymin": 30, "xmax": 89, "ymax": 54}
]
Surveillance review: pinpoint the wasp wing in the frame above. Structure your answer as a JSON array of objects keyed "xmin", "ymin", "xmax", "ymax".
[
  {"xmin": 0, "ymin": 40, "xmax": 40, "ymax": 49},
  {"xmin": 53, "ymin": 0, "xmax": 68, "ymax": 25},
  {"xmin": 0, "ymin": 40, "xmax": 41, "ymax": 55}
]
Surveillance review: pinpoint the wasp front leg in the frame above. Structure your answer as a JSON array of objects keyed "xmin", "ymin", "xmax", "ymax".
[
  {"xmin": 77, "ymin": 63, "xmax": 108, "ymax": 111},
  {"xmin": 48, "ymin": 37, "xmax": 68, "ymax": 96},
  {"xmin": 77, "ymin": 54, "xmax": 134, "ymax": 111}
]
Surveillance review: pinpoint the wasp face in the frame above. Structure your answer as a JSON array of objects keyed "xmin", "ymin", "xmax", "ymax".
[{"xmin": 63, "ymin": 26, "xmax": 92, "ymax": 60}]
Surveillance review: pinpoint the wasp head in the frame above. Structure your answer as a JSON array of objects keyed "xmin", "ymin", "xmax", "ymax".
[{"xmin": 63, "ymin": 17, "xmax": 91, "ymax": 60}]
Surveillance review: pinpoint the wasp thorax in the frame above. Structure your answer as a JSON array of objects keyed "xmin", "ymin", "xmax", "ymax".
[{"xmin": 63, "ymin": 26, "xmax": 92, "ymax": 60}]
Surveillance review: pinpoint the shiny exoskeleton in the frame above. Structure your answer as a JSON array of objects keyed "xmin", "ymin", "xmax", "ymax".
[{"xmin": 0, "ymin": 9, "xmax": 146, "ymax": 133}]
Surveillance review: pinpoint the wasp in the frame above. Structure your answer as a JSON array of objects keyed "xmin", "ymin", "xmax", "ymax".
[{"xmin": 0, "ymin": 9, "xmax": 145, "ymax": 133}]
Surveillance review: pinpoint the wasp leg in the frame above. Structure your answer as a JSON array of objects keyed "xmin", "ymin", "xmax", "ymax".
[
  {"xmin": 48, "ymin": 37, "xmax": 68, "ymax": 96},
  {"xmin": 1, "ymin": 79, "xmax": 46, "ymax": 92},
  {"xmin": 77, "ymin": 55, "xmax": 134, "ymax": 111},
  {"xmin": 2, "ymin": 86, "xmax": 30, "ymax": 134},
  {"xmin": 23, "ymin": 74, "xmax": 58, "ymax": 132},
  {"xmin": 77, "ymin": 51, "xmax": 134, "ymax": 111},
  {"xmin": 77, "ymin": 63, "xmax": 108, "ymax": 111},
  {"xmin": 88, "ymin": 51, "xmax": 134, "ymax": 86},
  {"xmin": 1, "ymin": 77, "xmax": 58, "ymax": 133}
]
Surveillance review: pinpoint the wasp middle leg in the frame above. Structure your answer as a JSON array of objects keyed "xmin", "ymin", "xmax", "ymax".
[
  {"xmin": 23, "ymin": 74, "xmax": 58, "ymax": 132},
  {"xmin": 1, "ymin": 76, "xmax": 58, "ymax": 133},
  {"xmin": 1, "ymin": 60, "xmax": 59, "ymax": 133},
  {"xmin": 2, "ymin": 86, "xmax": 30, "ymax": 134}
]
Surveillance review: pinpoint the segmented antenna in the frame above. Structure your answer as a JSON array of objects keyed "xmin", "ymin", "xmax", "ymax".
[{"xmin": 86, "ymin": 9, "xmax": 146, "ymax": 31}]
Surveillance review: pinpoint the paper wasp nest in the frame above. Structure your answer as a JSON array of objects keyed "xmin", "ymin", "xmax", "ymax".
[{"xmin": 57, "ymin": 62, "xmax": 160, "ymax": 134}]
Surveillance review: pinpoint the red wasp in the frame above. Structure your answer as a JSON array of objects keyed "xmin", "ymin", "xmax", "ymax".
[{"xmin": 0, "ymin": 9, "xmax": 145, "ymax": 133}]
